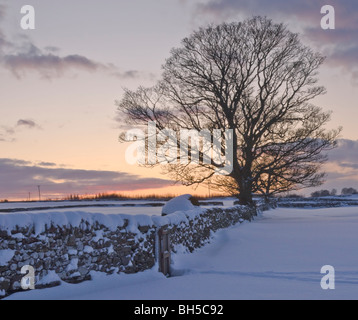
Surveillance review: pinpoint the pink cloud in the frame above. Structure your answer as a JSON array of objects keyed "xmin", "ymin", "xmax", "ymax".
[{"xmin": 0, "ymin": 158, "xmax": 172, "ymax": 200}]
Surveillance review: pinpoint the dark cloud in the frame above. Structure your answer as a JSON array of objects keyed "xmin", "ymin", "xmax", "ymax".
[
  {"xmin": 0, "ymin": 28, "xmax": 8, "ymax": 53},
  {"xmin": 0, "ymin": 134, "xmax": 14, "ymax": 142},
  {"xmin": 0, "ymin": 159, "xmax": 172, "ymax": 199},
  {"xmin": 112, "ymin": 70, "xmax": 142, "ymax": 79},
  {"xmin": 1, "ymin": 44, "xmax": 142, "ymax": 80},
  {"xmin": 0, "ymin": 7, "xmax": 142, "ymax": 80},
  {"xmin": 1, "ymin": 42, "xmax": 108, "ymax": 79},
  {"xmin": 299, "ymin": 139, "xmax": 358, "ymax": 194},
  {"xmin": 328, "ymin": 44, "xmax": 358, "ymax": 83},
  {"xmin": 37, "ymin": 162, "xmax": 57, "ymax": 167},
  {"xmin": 327, "ymin": 139, "xmax": 358, "ymax": 167},
  {"xmin": 0, "ymin": 4, "xmax": 5, "ymax": 19},
  {"xmin": 0, "ymin": 158, "xmax": 32, "ymax": 166},
  {"xmin": 16, "ymin": 119, "xmax": 40, "ymax": 129},
  {"xmin": 318, "ymin": 139, "xmax": 358, "ymax": 191},
  {"xmin": 0, "ymin": 126, "xmax": 15, "ymax": 142},
  {"xmin": 0, "ymin": 119, "xmax": 41, "ymax": 142},
  {"xmin": 195, "ymin": 0, "xmax": 358, "ymax": 84},
  {"xmin": 339, "ymin": 163, "xmax": 358, "ymax": 170},
  {"xmin": 196, "ymin": 0, "xmax": 324, "ymax": 21},
  {"xmin": 43, "ymin": 46, "xmax": 61, "ymax": 53}
]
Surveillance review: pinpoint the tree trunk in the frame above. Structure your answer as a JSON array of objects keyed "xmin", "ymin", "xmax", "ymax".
[
  {"xmin": 237, "ymin": 144, "xmax": 255, "ymax": 206},
  {"xmin": 238, "ymin": 189, "xmax": 254, "ymax": 206},
  {"xmin": 237, "ymin": 173, "xmax": 254, "ymax": 206}
]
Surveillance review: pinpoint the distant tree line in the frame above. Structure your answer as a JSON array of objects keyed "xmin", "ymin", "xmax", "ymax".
[
  {"xmin": 63, "ymin": 193, "xmax": 224, "ymax": 202},
  {"xmin": 311, "ymin": 188, "xmax": 358, "ymax": 198}
]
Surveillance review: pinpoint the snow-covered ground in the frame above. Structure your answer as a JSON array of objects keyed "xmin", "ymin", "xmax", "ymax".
[
  {"xmin": 5, "ymin": 206, "xmax": 358, "ymax": 300},
  {"xmin": 0, "ymin": 200, "xmax": 165, "ymax": 216},
  {"xmin": 0, "ymin": 199, "xmax": 237, "ymax": 216}
]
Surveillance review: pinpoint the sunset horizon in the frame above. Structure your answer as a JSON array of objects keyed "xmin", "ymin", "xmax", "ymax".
[{"xmin": 1, "ymin": 1, "xmax": 357, "ymax": 200}]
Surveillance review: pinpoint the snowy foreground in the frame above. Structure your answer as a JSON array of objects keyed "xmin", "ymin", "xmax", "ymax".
[{"xmin": 5, "ymin": 207, "xmax": 358, "ymax": 300}]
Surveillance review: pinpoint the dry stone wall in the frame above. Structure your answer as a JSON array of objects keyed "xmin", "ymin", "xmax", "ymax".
[
  {"xmin": 168, "ymin": 206, "xmax": 256, "ymax": 253},
  {"xmin": 0, "ymin": 205, "xmax": 258, "ymax": 298}
]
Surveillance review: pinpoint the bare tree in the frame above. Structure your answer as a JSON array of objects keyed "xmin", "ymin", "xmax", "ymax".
[{"xmin": 117, "ymin": 17, "xmax": 341, "ymax": 205}]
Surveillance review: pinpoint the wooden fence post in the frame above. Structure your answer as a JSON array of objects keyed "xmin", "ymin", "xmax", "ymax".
[{"xmin": 158, "ymin": 227, "xmax": 171, "ymax": 276}]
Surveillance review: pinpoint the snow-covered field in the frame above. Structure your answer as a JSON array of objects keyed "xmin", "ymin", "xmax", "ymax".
[
  {"xmin": 0, "ymin": 200, "xmax": 165, "ymax": 216},
  {"xmin": 5, "ymin": 206, "xmax": 358, "ymax": 300},
  {"xmin": 0, "ymin": 199, "xmax": 237, "ymax": 216}
]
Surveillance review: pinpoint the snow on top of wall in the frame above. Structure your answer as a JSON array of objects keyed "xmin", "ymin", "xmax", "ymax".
[
  {"xmin": 0, "ymin": 211, "xmax": 127, "ymax": 235},
  {"xmin": 161, "ymin": 194, "xmax": 199, "ymax": 216},
  {"xmin": 0, "ymin": 206, "xmax": 207, "ymax": 235},
  {"xmin": 153, "ymin": 208, "xmax": 205, "ymax": 227}
]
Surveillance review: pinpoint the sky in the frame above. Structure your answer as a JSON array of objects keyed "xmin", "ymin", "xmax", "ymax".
[{"xmin": 0, "ymin": 0, "xmax": 357, "ymax": 200}]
